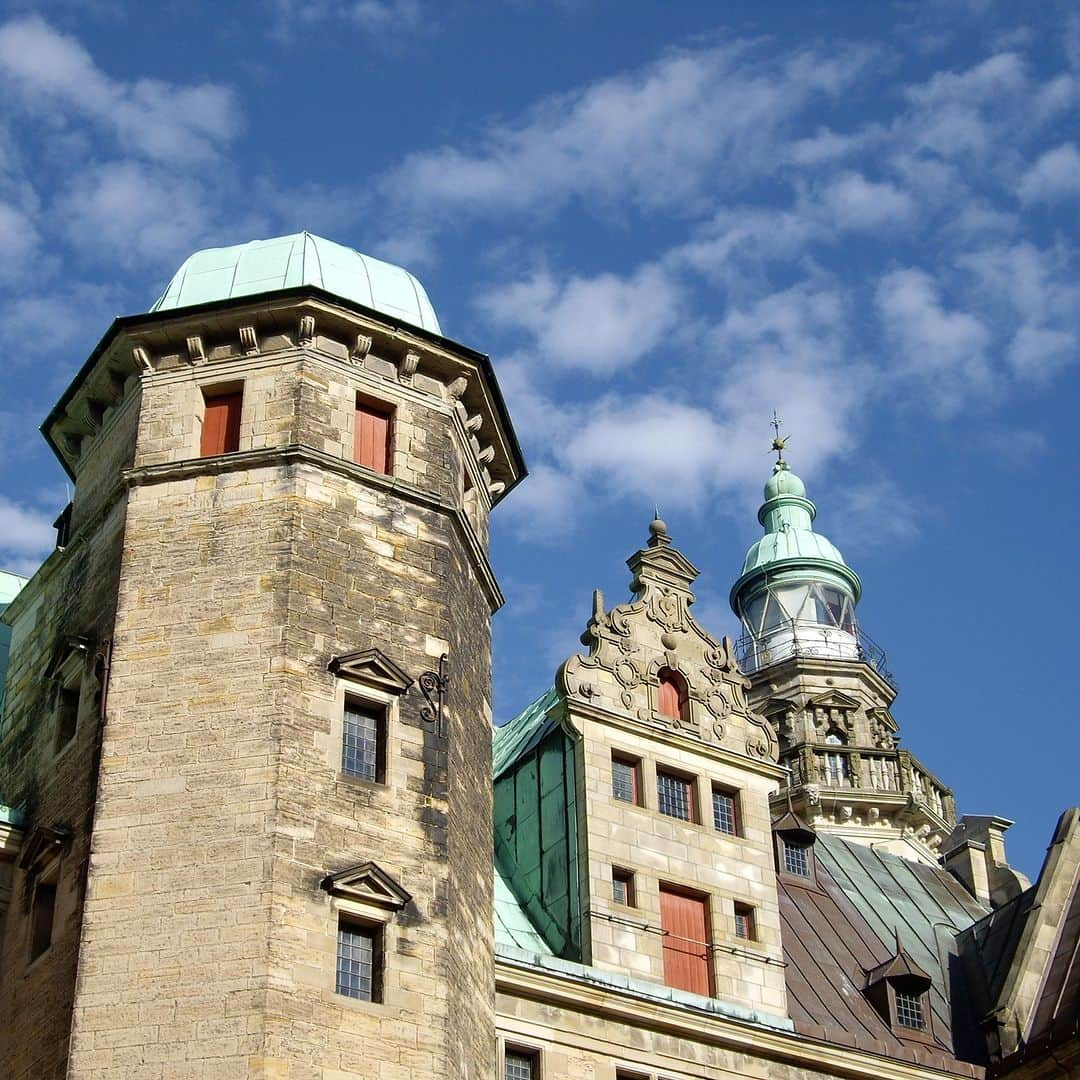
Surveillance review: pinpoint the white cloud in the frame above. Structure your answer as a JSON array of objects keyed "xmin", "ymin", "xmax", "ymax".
[
  {"xmin": 1006, "ymin": 324, "xmax": 1075, "ymax": 379},
  {"xmin": 0, "ymin": 496, "xmax": 54, "ymax": 560},
  {"xmin": 0, "ymin": 200, "xmax": 38, "ymax": 275},
  {"xmin": 386, "ymin": 41, "xmax": 869, "ymax": 222},
  {"xmin": 477, "ymin": 264, "xmax": 683, "ymax": 374},
  {"xmin": 827, "ymin": 476, "xmax": 923, "ymax": 554},
  {"xmin": 876, "ymin": 268, "xmax": 993, "ymax": 412},
  {"xmin": 0, "ymin": 16, "xmax": 239, "ymax": 164},
  {"xmin": 1017, "ymin": 143, "xmax": 1080, "ymax": 204},
  {"xmin": 268, "ymin": 0, "xmax": 425, "ymax": 32},
  {"xmin": 817, "ymin": 172, "xmax": 917, "ymax": 232},
  {"xmin": 58, "ymin": 162, "xmax": 215, "ymax": 267}
]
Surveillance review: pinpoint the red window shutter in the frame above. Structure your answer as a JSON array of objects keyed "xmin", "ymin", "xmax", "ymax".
[
  {"xmin": 355, "ymin": 401, "xmax": 391, "ymax": 474},
  {"xmin": 201, "ymin": 392, "xmax": 243, "ymax": 457},
  {"xmin": 660, "ymin": 888, "xmax": 710, "ymax": 996},
  {"xmin": 658, "ymin": 668, "xmax": 688, "ymax": 722}
]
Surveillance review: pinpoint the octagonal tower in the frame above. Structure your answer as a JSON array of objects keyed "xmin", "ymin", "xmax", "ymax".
[{"xmin": 0, "ymin": 233, "xmax": 523, "ymax": 1079}]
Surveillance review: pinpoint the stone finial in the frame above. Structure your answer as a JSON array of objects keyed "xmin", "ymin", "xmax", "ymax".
[{"xmin": 648, "ymin": 510, "xmax": 671, "ymax": 548}]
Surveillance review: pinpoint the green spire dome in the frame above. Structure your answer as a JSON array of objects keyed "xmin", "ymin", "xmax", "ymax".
[
  {"xmin": 150, "ymin": 232, "xmax": 442, "ymax": 334},
  {"xmin": 732, "ymin": 460, "xmax": 861, "ymax": 603},
  {"xmin": 729, "ymin": 457, "xmax": 863, "ymax": 659}
]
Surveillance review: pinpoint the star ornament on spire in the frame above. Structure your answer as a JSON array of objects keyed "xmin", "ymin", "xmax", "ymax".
[{"xmin": 770, "ymin": 410, "xmax": 790, "ymax": 465}]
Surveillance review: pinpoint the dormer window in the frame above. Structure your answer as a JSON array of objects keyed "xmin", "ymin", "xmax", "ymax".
[
  {"xmin": 773, "ymin": 811, "xmax": 819, "ymax": 886},
  {"xmin": 783, "ymin": 839, "xmax": 810, "ymax": 877},
  {"xmin": 657, "ymin": 667, "xmax": 689, "ymax": 723},
  {"xmin": 864, "ymin": 944, "xmax": 934, "ymax": 1042}
]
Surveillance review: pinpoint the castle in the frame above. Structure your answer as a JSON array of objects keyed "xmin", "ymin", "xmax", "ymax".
[{"xmin": 0, "ymin": 233, "xmax": 1076, "ymax": 1080}]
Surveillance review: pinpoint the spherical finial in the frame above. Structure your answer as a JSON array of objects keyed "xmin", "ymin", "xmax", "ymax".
[{"xmin": 649, "ymin": 509, "xmax": 669, "ymax": 539}]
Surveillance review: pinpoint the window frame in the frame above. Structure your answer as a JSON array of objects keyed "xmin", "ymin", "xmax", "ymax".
[
  {"xmin": 334, "ymin": 915, "xmax": 384, "ymax": 1003},
  {"xmin": 28, "ymin": 857, "xmax": 60, "ymax": 963},
  {"xmin": 199, "ymin": 382, "xmax": 244, "ymax": 457},
  {"xmin": 611, "ymin": 866, "xmax": 636, "ymax": 908},
  {"xmin": 341, "ymin": 696, "xmax": 388, "ymax": 784},
  {"xmin": 733, "ymin": 902, "xmax": 755, "ymax": 942},
  {"xmin": 354, "ymin": 393, "xmax": 394, "ymax": 475},
  {"xmin": 502, "ymin": 1042, "xmax": 542, "ymax": 1080},
  {"xmin": 611, "ymin": 752, "xmax": 643, "ymax": 807},
  {"xmin": 52, "ymin": 649, "xmax": 84, "ymax": 756},
  {"xmin": 655, "ymin": 765, "xmax": 698, "ymax": 824},
  {"xmin": 711, "ymin": 785, "xmax": 740, "ymax": 837}
]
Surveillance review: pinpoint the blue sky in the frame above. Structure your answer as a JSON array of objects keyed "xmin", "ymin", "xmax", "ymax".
[{"xmin": 0, "ymin": 0, "xmax": 1077, "ymax": 875}]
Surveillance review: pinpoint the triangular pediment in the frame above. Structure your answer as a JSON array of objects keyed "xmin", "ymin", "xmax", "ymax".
[
  {"xmin": 321, "ymin": 861, "xmax": 412, "ymax": 910},
  {"xmin": 328, "ymin": 649, "xmax": 413, "ymax": 695},
  {"xmin": 866, "ymin": 946, "xmax": 933, "ymax": 991},
  {"xmin": 17, "ymin": 824, "xmax": 72, "ymax": 870},
  {"xmin": 761, "ymin": 697, "xmax": 798, "ymax": 718},
  {"xmin": 809, "ymin": 689, "xmax": 861, "ymax": 711},
  {"xmin": 627, "ymin": 543, "xmax": 700, "ymax": 593}
]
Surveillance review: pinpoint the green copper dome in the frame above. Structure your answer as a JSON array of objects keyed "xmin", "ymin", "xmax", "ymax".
[
  {"xmin": 730, "ymin": 460, "xmax": 861, "ymax": 612},
  {"xmin": 151, "ymin": 232, "xmax": 442, "ymax": 334}
]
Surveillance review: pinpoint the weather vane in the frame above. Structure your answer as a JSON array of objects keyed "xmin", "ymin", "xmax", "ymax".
[{"xmin": 770, "ymin": 410, "xmax": 789, "ymax": 464}]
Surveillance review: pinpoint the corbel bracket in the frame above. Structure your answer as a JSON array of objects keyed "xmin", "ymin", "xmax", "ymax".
[{"xmin": 418, "ymin": 653, "xmax": 450, "ymax": 738}]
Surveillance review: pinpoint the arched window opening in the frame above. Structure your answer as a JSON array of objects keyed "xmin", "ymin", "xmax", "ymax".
[
  {"xmin": 824, "ymin": 728, "xmax": 846, "ymax": 746},
  {"xmin": 657, "ymin": 668, "xmax": 689, "ymax": 723}
]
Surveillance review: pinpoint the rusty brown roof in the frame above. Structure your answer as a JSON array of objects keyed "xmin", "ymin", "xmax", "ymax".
[{"xmin": 780, "ymin": 832, "xmax": 989, "ymax": 1077}]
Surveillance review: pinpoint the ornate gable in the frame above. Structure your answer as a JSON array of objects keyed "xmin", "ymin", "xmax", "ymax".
[
  {"xmin": 320, "ymin": 862, "xmax": 412, "ymax": 910},
  {"xmin": 328, "ymin": 649, "xmax": 413, "ymax": 695},
  {"xmin": 557, "ymin": 519, "xmax": 779, "ymax": 764}
]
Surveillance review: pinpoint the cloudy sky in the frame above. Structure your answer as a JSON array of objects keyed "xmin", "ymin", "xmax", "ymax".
[{"xmin": 0, "ymin": 0, "xmax": 1077, "ymax": 873}]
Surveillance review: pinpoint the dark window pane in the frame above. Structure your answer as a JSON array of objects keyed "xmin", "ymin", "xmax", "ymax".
[
  {"xmin": 895, "ymin": 990, "xmax": 925, "ymax": 1030},
  {"xmin": 783, "ymin": 841, "xmax": 810, "ymax": 876},
  {"xmin": 657, "ymin": 771, "xmax": 693, "ymax": 822},
  {"xmin": 734, "ymin": 905, "xmax": 754, "ymax": 940},
  {"xmin": 505, "ymin": 1050, "xmax": 536, "ymax": 1080},
  {"xmin": 336, "ymin": 922, "xmax": 379, "ymax": 1001},
  {"xmin": 30, "ymin": 880, "xmax": 57, "ymax": 960},
  {"xmin": 342, "ymin": 703, "xmax": 383, "ymax": 781},
  {"xmin": 712, "ymin": 790, "xmax": 737, "ymax": 835},
  {"xmin": 612, "ymin": 758, "xmax": 637, "ymax": 803},
  {"xmin": 612, "ymin": 869, "xmax": 634, "ymax": 907}
]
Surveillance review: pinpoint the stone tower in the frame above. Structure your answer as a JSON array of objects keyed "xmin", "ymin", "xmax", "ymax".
[
  {"xmin": 728, "ymin": 450, "xmax": 956, "ymax": 864},
  {"xmin": 0, "ymin": 233, "xmax": 523, "ymax": 1079}
]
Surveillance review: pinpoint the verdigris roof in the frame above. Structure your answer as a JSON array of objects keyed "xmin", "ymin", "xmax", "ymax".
[
  {"xmin": 492, "ymin": 687, "xmax": 559, "ymax": 779},
  {"xmin": 150, "ymin": 232, "xmax": 442, "ymax": 334}
]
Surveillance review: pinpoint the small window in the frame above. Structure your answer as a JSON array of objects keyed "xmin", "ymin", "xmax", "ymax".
[
  {"xmin": 612, "ymin": 867, "xmax": 635, "ymax": 907},
  {"xmin": 504, "ymin": 1047, "xmax": 539, "ymax": 1080},
  {"xmin": 335, "ymin": 919, "xmax": 382, "ymax": 1001},
  {"xmin": 200, "ymin": 386, "xmax": 243, "ymax": 456},
  {"xmin": 29, "ymin": 867, "xmax": 58, "ymax": 961},
  {"xmin": 616, "ymin": 1071, "xmax": 650, "ymax": 1080},
  {"xmin": 341, "ymin": 700, "xmax": 387, "ymax": 783},
  {"xmin": 55, "ymin": 685, "xmax": 80, "ymax": 752},
  {"xmin": 355, "ymin": 397, "xmax": 393, "ymax": 474},
  {"xmin": 895, "ymin": 989, "xmax": 926, "ymax": 1030},
  {"xmin": 782, "ymin": 839, "xmax": 810, "ymax": 877},
  {"xmin": 733, "ymin": 903, "xmax": 755, "ymax": 941},
  {"xmin": 711, "ymin": 787, "xmax": 739, "ymax": 836},
  {"xmin": 657, "ymin": 667, "xmax": 689, "ymax": 723},
  {"xmin": 656, "ymin": 768, "xmax": 696, "ymax": 823},
  {"xmin": 611, "ymin": 754, "xmax": 641, "ymax": 805}
]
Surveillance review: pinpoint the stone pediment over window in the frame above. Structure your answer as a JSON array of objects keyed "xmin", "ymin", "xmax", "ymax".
[
  {"xmin": 328, "ymin": 649, "xmax": 413, "ymax": 695},
  {"xmin": 17, "ymin": 824, "xmax": 72, "ymax": 871},
  {"xmin": 808, "ymin": 689, "xmax": 860, "ymax": 711},
  {"xmin": 321, "ymin": 861, "xmax": 412, "ymax": 910}
]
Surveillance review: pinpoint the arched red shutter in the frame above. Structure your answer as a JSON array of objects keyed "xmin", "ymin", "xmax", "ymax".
[{"xmin": 658, "ymin": 668, "xmax": 689, "ymax": 722}]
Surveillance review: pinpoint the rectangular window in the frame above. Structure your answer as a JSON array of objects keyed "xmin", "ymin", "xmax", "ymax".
[
  {"xmin": 355, "ymin": 398, "xmax": 392, "ymax": 474},
  {"xmin": 200, "ymin": 388, "xmax": 243, "ymax": 456},
  {"xmin": 341, "ymin": 700, "xmax": 386, "ymax": 783},
  {"xmin": 783, "ymin": 839, "xmax": 810, "ymax": 877},
  {"xmin": 656, "ymin": 769, "xmax": 695, "ymax": 822},
  {"xmin": 335, "ymin": 920, "xmax": 382, "ymax": 1001},
  {"xmin": 504, "ymin": 1048, "xmax": 539, "ymax": 1080},
  {"xmin": 611, "ymin": 754, "xmax": 641, "ymax": 805},
  {"xmin": 895, "ymin": 990, "xmax": 926, "ymax": 1030},
  {"xmin": 659, "ymin": 886, "xmax": 711, "ymax": 996},
  {"xmin": 616, "ymin": 1072, "xmax": 650, "ymax": 1080},
  {"xmin": 55, "ymin": 685, "xmax": 79, "ymax": 751},
  {"xmin": 612, "ymin": 867, "xmax": 635, "ymax": 907},
  {"xmin": 733, "ymin": 903, "xmax": 755, "ymax": 941},
  {"xmin": 711, "ymin": 787, "xmax": 739, "ymax": 836},
  {"xmin": 29, "ymin": 872, "xmax": 57, "ymax": 961}
]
